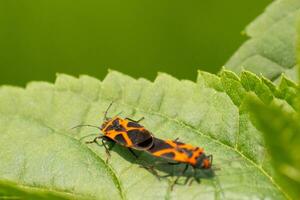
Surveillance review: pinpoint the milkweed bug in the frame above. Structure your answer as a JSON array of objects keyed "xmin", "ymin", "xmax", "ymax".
[
  {"xmin": 72, "ymin": 102, "xmax": 154, "ymax": 160},
  {"xmin": 145, "ymin": 137, "xmax": 213, "ymax": 187},
  {"xmin": 148, "ymin": 137, "xmax": 212, "ymax": 169}
]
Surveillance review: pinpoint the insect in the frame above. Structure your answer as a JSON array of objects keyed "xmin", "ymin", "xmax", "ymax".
[
  {"xmin": 148, "ymin": 137, "xmax": 212, "ymax": 169},
  {"xmin": 73, "ymin": 102, "xmax": 154, "ymax": 160},
  {"xmin": 145, "ymin": 137, "xmax": 213, "ymax": 184}
]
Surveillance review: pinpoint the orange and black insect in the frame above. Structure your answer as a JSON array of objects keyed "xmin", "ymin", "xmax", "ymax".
[
  {"xmin": 147, "ymin": 137, "xmax": 212, "ymax": 174},
  {"xmin": 73, "ymin": 102, "xmax": 154, "ymax": 159}
]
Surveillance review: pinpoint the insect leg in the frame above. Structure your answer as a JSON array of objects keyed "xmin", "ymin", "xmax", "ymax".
[
  {"xmin": 187, "ymin": 166, "xmax": 199, "ymax": 186},
  {"xmin": 86, "ymin": 136, "xmax": 112, "ymax": 163},
  {"xmin": 188, "ymin": 167, "xmax": 195, "ymax": 185},
  {"xmin": 101, "ymin": 138, "xmax": 112, "ymax": 163},
  {"xmin": 170, "ymin": 163, "xmax": 189, "ymax": 190},
  {"xmin": 101, "ymin": 138, "xmax": 111, "ymax": 156},
  {"xmin": 184, "ymin": 176, "xmax": 192, "ymax": 185},
  {"xmin": 128, "ymin": 148, "xmax": 138, "ymax": 158},
  {"xmin": 182, "ymin": 164, "xmax": 192, "ymax": 185},
  {"xmin": 170, "ymin": 176, "xmax": 180, "ymax": 191},
  {"xmin": 140, "ymin": 165, "xmax": 162, "ymax": 181},
  {"xmin": 85, "ymin": 135, "xmax": 104, "ymax": 144},
  {"xmin": 182, "ymin": 164, "xmax": 189, "ymax": 175}
]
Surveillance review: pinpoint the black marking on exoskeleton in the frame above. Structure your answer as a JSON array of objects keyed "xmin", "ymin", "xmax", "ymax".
[
  {"xmin": 137, "ymin": 138, "xmax": 153, "ymax": 149},
  {"xmin": 105, "ymin": 119, "xmax": 126, "ymax": 132},
  {"xmin": 114, "ymin": 125, "xmax": 126, "ymax": 132},
  {"xmin": 127, "ymin": 121, "xmax": 142, "ymax": 128},
  {"xmin": 161, "ymin": 152, "xmax": 176, "ymax": 159},
  {"xmin": 101, "ymin": 121, "xmax": 110, "ymax": 130},
  {"xmin": 105, "ymin": 125, "xmax": 115, "ymax": 132},
  {"xmin": 181, "ymin": 148, "xmax": 193, "ymax": 158},
  {"xmin": 195, "ymin": 153, "xmax": 208, "ymax": 168},
  {"xmin": 148, "ymin": 138, "xmax": 173, "ymax": 153},
  {"xmin": 127, "ymin": 129, "xmax": 153, "ymax": 149},
  {"xmin": 114, "ymin": 134, "xmax": 127, "ymax": 145}
]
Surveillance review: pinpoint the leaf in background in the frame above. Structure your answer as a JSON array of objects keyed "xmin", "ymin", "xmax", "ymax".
[
  {"xmin": 0, "ymin": 70, "xmax": 296, "ymax": 199},
  {"xmin": 247, "ymin": 96, "xmax": 300, "ymax": 200},
  {"xmin": 226, "ymin": 0, "xmax": 300, "ymax": 82}
]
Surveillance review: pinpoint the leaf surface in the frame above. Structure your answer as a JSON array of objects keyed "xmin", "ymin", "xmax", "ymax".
[
  {"xmin": 0, "ymin": 71, "xmax": 295, "ymax": 199},
  {"xmin": 226, "ymin": 0, "xmax": 300, "ymax": 82},
  {"xmin": 247, "ymin": 96, "xmax": 300, "ymax": 200}
]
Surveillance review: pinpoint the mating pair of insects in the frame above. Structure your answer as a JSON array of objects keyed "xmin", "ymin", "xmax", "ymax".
[{"xmin": 74, "ymin": 102, "xmax": 213, "ymax": 182}]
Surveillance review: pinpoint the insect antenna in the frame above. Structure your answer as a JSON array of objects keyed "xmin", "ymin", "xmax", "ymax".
[
  {"xmin": 71, "ymin": 124, "xmax": 101, "ymax": 131},
  {"xmin": 103, "ymin": 101, "xmax": 114, "ymax": 121}
]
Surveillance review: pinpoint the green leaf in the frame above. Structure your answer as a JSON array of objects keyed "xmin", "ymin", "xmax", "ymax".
[
  {"xmin": 226, "ymin": 0, "xmax": 300, "ymax": 82},
  {"xmin": 247, "ymin": 96, "xmax": 300, "ymax": 200},
  {"xmin": 0, "ymin": 71, "xmax": 295, "ymax": 199},
  {"xmin": 0, "ymin": 180, "xmax": 73, "ymax": 200},
  {"xmin": 297, "ymin": 10, "xmax": 300, "ymax": 83}
]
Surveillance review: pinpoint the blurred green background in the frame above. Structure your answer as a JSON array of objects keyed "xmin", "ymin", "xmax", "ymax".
[{"xmin": 0, "ymin": 0, "xmax": 271, "ymax": 86}]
